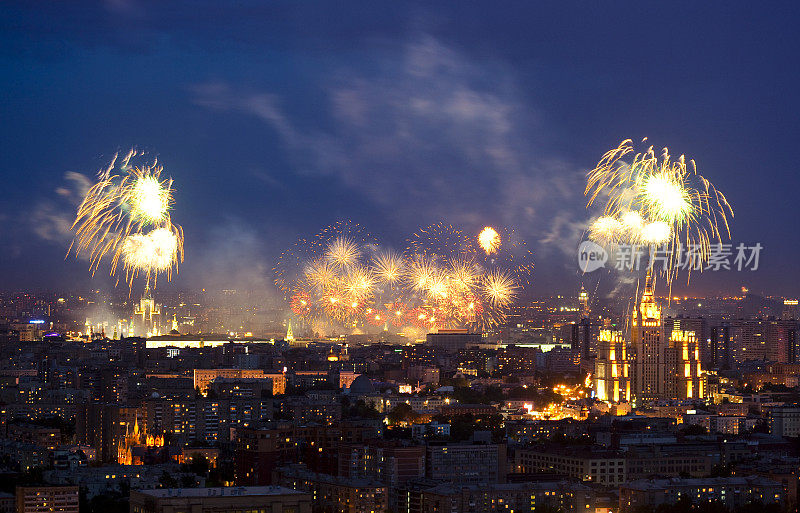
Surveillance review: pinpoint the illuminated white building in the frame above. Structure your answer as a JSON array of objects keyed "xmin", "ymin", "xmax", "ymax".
[
  {"xmin": 285, "ymin": 319, "xmax": 294, "ymax": 342},
  {"xmin": 132, "ymin": 288, "xmax": 162, "ymax": 337}
]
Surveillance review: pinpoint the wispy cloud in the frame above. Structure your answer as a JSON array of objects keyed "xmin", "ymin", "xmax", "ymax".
[
  {"xmin": 31, "ymin": 171, "xmax": 91, "ymax": 246},
  {"xmin": 191, "ymin": 35, "xmax": 588, "ymax": 257}
]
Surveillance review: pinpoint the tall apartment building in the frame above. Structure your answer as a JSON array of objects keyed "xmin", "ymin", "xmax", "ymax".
[
  {"xmin": 15, "ymin": 486, "xmax": 79, "ymax": 513},
  {"xmin": 664, "ymin": 317, "xmax": 709, "ymax": 365},
  {"xmin": 558, "ymin": 317, "xmax": 602, "ymax": 360},
  {"xmin": 768, "ymin": 406, "xmax": 800, "ymax": 437},
  {"xmin": 235, "ymin": 422, "xmax": 381, "ymax": 485},
  {"xmin": 518, "ymin": 445, "xmax": 627, "ymax": 486},
  {"xmin": 709, "ymin": 322, "xmax": 732, "ymax": 369},
  {"xmin": 664, "ymin": 324, "xmax": 704, "ymax": 400},
  {"xmin": 420, "ymin": 481, "xmax": 596, "ymax": 513},
  {"xmin": 620, "ymin": 476, "xmax": 783, "ymax": 512},
  {"xmin": 275, "ymin": 465, "xmax": 388, "ymax": 513},
  {"xmin": 129, "ymin": 486, "xmax": 311, "ymax": 513},
  {"xmin": 705, "ymin": 319, "xmax": 800, "ymax": 367},
  {"xmin": 731, "ymin": 319, "xmax": 799, "ymax": 364},
  {"xmin": 631, "ymin": 272, "xmax": 666, "ymax": 401},
  {"xmin": 594, "ymin": 329, "xmax": 630, "ymax": 403},
  {"xmin": 338, "ymin": 441, "xmax": 425, "ymax": 487},
  {"xmin": 426, "ymin": 442, "xmax": 507, "ymax": 486},
  {"xmin": 593, "ymin": 271, "xmax": 707, "ymax": 404}
]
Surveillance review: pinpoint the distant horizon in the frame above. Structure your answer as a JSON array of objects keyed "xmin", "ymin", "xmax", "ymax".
[{"xmin": 0, "ymin": 285, "xmax": 795, "ymax": 302}]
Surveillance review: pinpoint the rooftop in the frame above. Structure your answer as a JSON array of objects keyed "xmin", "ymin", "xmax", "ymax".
[
  {"xmin": 425, "ymin": 480, "xmax": 591, "ymax": 495},
  {"xmin": 623, "ymin": 476, "xmax": 782, "ymax": 491},
  {"xmin": 135, "ymin": 486, "xmax": 303, "ymax": 498},
  {"xmin": 278, "ymin": 466, "xmax": 385, "ymax": 488}
]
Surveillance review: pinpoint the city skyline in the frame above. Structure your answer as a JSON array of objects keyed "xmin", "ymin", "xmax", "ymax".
[{"xmin": 2, "ymin": 6, "xmax": 800, "ymax": 513}]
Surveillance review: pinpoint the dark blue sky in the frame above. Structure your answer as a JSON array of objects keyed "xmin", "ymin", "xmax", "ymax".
[{"xmin": 1, "ymin": 1, "xmax": 798, "ymax": 297}]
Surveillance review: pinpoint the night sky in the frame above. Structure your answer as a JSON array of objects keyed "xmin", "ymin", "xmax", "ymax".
[{"xmin": 1, "ymin": 2, "xmax": 799, "ymax": 297}]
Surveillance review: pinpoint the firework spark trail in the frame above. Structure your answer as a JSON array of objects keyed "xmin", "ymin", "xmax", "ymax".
[
  {"xmin": 407, "ymin": 222, "xmax": 472, "ymax": 260},
  {"xmin": 373, "ymin": 251, "xmax": 404, "ymax": 286},
  {"xmin": 69, "ymin": 150, "xmax": 184, "ymax": 291},
  {"xmin": 120, "ymin": 226, "xmax": 183, "ymax": 288},
  {"xmin": 588, "ymin": 216, "xmax": 623, "ymax": 243},
  {"xmin": 478, "ymin": 226, "xmax": 501, "ymax": 254},
  {"xmin": 276, "ymin": 223, "xmax": 532, "ymax": 333},
  {"xmin": 471, "ymin": 225, "xmax": 534, "ymax": 288},
  {"xmin": 325, "ymin": 237, "xmax": 361, "ymax": 270},
  {"xmin": 344, "ymin": 265, "xmax": 376, "ymax": 300},
  {"xmin": 585, "ymin": 139, "xmax": 733, "ymax": 284},
  {"xmin": 402, "ymin": 226, "xmax": 528, "ymax": 330},
  {"xmin": 273, "ymin": 220, "xmax": 372, "ymax": 293},
  {"xmin": 640, "ymin": 221, "xmax": 671, "ymax": 245},
  {"xmin": 483, "ymin": 269, "xmax": 517, "ymax": 308}
]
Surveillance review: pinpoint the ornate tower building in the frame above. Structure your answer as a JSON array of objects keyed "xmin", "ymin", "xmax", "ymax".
[
  {"xmin": 666, "ymin": 323, "xmax": 704, "ymax": 399},
  {"xmin": 594, "ymin": 271, "xmax": 705, "ymax": 404},
  {"xmin": 594, "ymin": 329, "xmax": 630, "ymax": 402},
  {"xmin": 132, "ymin": 286, "xmax": 162, "ymax": 337},
  {"xmin": 631, "ymin": 271, "xmax": 666, "ymax": 402}
]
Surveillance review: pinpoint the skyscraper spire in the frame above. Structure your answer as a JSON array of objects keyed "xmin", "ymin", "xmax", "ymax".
[
  {"xmin": 636, "ymin": 268, "xmax": 661, "ymax": 328},
  {"xmin": 286, "ymin": 319, "xmax": 294, "ymax": 342},
  {"xmin": 579, "ymin": 285, "xmax": 590, "ymax": 319},
  {"xmin": 631, "ymin": 267, "xmax": 664, "ymax": 402},
  {"xmin": 643, "ymin": 267, "xmax": 654, "ymax": 298}
]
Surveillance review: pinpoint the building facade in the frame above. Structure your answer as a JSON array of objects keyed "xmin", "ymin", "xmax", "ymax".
[
  {"xmin": 596, "ymin": 271, "xmax": 706, "ymax": 404},
  {"xmin": 594, "ymin": 329, "xmax": 630, "ymax": 403},
  {"xmin": 620, "ymin": 476, "xmax": 783, "ymax": 512},
  {"xmin": 129, "ymin": 486, "xmax": 312, "ymax": 513},
  {"xmin": 15, "ymin": 486, "xmax": 79, "ymax": 513}
]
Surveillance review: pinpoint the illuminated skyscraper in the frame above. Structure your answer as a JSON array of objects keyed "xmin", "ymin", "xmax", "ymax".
[
  {"xmin": 132, "ymin": 287, "xmax": 162, "ymax": 337},
  {"xmin": 627, "ymin": 271, "xmax": 705, "ymax": 403},
  {"xmin": 631, "ymin": 270, "xmax": 666, "ymax": 402},
  {"xmin": 666, "ymin": 323, "xmax": 704, "ymax": 399},
  {"xmin": 783, "ymin": 299, "xmax": 799, "ymax": 320},
  {"xmin": 578, "ymin": 285, "xmax": 590, "ymax": 319},
  {"xmin": 594, "ymin": 329, "xmax": 630, "ymax": 402}
]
